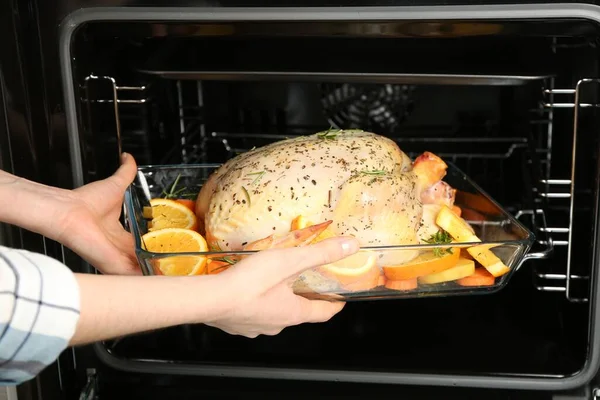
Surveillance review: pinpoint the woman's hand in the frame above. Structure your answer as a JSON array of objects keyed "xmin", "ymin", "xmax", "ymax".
[
  {"xmin": 72, "ymin": 235, "xmax": 360, "ymax": 344},
  {"xmin": 202, "ymin": 236, "xmax": 360, "ymax": 338},
  {"xmin": 55, "ymin": 153, "xmax": 139, "ymax": 275},
  {"xmin": 0, "ymin": 153, "xmax": 139, "ymax": 275}
]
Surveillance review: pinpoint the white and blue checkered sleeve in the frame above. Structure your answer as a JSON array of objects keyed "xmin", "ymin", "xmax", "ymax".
[{"xmin": 0, "ymin": 245, "xmax": 80, "ymax": 385}]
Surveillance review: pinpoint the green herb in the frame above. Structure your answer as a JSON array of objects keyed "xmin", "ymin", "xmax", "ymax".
[
  {"xmin": 212, "ymin": 256, "xmax": 238, "ymax": 266},
  {"xmin": 424, "ymin": 230, "xmax": 454, "ymax": 257},
  {"xmin": 161, "ymin": 174, "xmax": 198, "ymax": 200},
  {"xmin": 361, "ymin": 169, "xmax": 387, "ymax": 176},
  {"xmin": 317, "ymin": 127, "xmax": 342, "ymax": 140},
  {"xmin": 241, "ymin": 186, "xmax": 251, "ymax": 206},
  {"xmin": 246, "ymin": 171, "xmax": 266, "ymax": 185}
]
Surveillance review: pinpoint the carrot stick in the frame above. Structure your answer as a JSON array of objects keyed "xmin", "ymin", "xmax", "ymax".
[
  {"xmin": 451, "ymin": 205, "xmax": 462, "ymax": 217},
  {"xmin": 206, "ymin": 260, "xmax": 232, "ymax": 275},
  {"xmin": 457, "ymin": 268, "xmax": 495, "ymax": 287},
  {"xmin": 384, "ymin": 278, "xmax": 418, "ymax": 291}
]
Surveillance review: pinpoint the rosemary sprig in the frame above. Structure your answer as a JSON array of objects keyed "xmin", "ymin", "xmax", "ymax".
[
  {"xmin": 241, "ymin": 186, "xmax": 251, "ymax": 206},
  {"xmin": 211, "ymin": 256, "xmax": 238, "ymax": 266},
  {"xmin": 246, "ymin": 171, "xmax": 266, "ymax": 185},
  {"xmin": 317, "ymin": 127, "xmax": 342, "ymax": 140},
  {"xmin": 161, "ymin": 174, "xmax": 198, "ymax": 200},
  {"xmin": 424, "ymin": 230, "xmax": 454, "ymax": 257},
  {"xmin": 209, "ymin": 243, "xmax": 222, "ymax": 252},
  {"xmin": 360, "ymin": 169, "xmax": 387, "ymax": 176}
]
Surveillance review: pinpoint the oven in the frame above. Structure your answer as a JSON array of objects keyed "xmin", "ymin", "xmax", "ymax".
[{"xmin": 4, "ymin": 1, "xmax": 600, "ymax": 399}]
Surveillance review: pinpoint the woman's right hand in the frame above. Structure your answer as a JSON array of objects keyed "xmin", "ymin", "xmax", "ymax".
[{"xmin": 204, "ymin": 236, "xmax": 360, "ymax": 338}]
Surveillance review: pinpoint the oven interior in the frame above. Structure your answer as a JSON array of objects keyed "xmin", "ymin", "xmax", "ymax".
[{"xmin": 68, "ymin": 18, "xmax": 600, "ymax": 383}]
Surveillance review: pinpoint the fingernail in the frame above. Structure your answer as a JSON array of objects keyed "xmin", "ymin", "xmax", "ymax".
[
  {"xmin": 340, "ymin": 237, "xmax": 359, "ymax": 256},
  {"xmin": 120, "ymin": 152, "xmax": 129, "ymax": 163}
]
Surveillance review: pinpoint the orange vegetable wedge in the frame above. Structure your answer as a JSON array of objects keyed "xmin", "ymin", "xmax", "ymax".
[
  {"xmin": 243, "ymin": 220, "xmax": 332, "ymax": 251},
  {"xmin": 457, "ymin": 267, "xmax": 496, "ymax": 287},
  {"xmin": 206, "ymin": 259, "xmax": 232, "ymax": 275},
  {"xmin": 147, "ymin": 198, "xmax": 198, "ymax": 232},
  {"xmin": 141, "ymin": 227, "xmax": 208, "ymax": 276},
  {"xmin": 318, "ymin": 251, "xmax": 380, "ymax": 291},
  {"xmin": 384, "ymin": 278, "xmax": 418, "ymax": 291},
  {"xmin": 290, "ymin": 215, "xmax": 337, "ymax": 243},
  {"xmin": 291, "ymin": 215, "xmax": 309, "ymax": 231},
  {"xmin": 418, "ymin": 257, "xmax": 475, "ymax": 284},
  {"xmin": 451, "ymin": 205, "xmax": 462, "ymax": 217},
  {"xmin": 435, "ymin": 205, "xmax": 510, "ymax": 278},
  {"xmin": 382, "ymin": 246, "xmax": 460, "ymax": 280},
  {"xmin": 435, "ymin": 205, "xmax": 479, "ymax": 243},
  {"xmin": 466, "ymin": 244, "xmax": 511, "ymax": 277}
]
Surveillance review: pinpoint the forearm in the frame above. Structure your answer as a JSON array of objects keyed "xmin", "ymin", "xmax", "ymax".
[
  {"xmin": 71, "ymin": 273, "xmax": 229, "ymax": 345},
  {"xmin": 0, "ymin": 169, "xmax": 70, "ymax": 238}
]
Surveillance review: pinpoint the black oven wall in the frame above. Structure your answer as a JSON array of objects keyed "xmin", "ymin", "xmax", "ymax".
[{"xmin": 0, "ymin": 0, "xmax": 85, "ymax": 399}]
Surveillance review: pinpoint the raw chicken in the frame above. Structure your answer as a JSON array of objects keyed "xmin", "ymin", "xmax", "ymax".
[{"xmin": 196, "ymin": 129, "xmax": 454, "ymax": 264}]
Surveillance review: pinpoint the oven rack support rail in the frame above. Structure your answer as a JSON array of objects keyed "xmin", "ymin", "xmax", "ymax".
[
  {"xmin": 81, "ymin": 73, "xmax": 592, "ymax": 302},
  {"xmin": 537, "ymin": 78, "xmax": 600, "ymax": 303}
]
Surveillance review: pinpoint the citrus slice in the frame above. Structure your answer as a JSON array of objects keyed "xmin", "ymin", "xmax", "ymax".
[
  {"xmin": 318, "ymin": 251, "xmax": 380, "ymax": 291},
  {"xmin": 418, "ymin": 257, "xmax": 475, "ymax": 284},
  {"xmin": 148, "ymin": 198, "xmax": 198, "ymax": 232},
  {"xmin": 383, "ymin": 247, "xmax": 460, "ymax": 280},
  {"xmin": 142, "ymin": 227, "xmax": 208, "ymax": 276}
]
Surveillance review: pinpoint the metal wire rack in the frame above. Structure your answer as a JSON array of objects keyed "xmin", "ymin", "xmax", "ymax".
[{"xmin": 80, "ymin": 74, "xmax": 599, "ymax": 303}]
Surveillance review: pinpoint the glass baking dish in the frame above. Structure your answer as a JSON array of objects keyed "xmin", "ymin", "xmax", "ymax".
[{"xmin": 124, "ymin": 163, "xmax": 541, "ymax": 301}]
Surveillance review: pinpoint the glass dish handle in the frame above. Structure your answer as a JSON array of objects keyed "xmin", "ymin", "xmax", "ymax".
[{"xmin": 514, "ymin": 209, "xmax": 554, "ymax": 269}]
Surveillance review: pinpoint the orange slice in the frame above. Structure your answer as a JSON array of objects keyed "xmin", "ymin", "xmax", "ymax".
[
  {"xmin": 318, "ymin": 251, "xmax": 380, "ymax": 291},
  {"xmin": 148, "ymin": 198, "xmax": 198, "ymax": 232},
  {"xmin": 142, "ymin": 228, "xmax": 208, "ymax": 276},
  {"xmin": 418, "ymin": 257, "xmax": 475, "ymax": 284},
  {"xmin": 383, "ymin": 247, "xmax": 460, "ymax": 280}
]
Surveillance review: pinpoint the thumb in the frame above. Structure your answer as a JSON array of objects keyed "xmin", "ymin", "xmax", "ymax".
[
  {"xmin": 239, "ymin": 236, "xmax": 360, "ymax": 289},
  {"xmin": 108, "ymin": 152, "xmax": 138, "ymax": 192}
]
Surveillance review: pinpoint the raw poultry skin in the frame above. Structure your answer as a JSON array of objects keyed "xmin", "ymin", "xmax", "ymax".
[{"xmin": 196, "ymin": 129, "xmax": 455, "ymax": 264}]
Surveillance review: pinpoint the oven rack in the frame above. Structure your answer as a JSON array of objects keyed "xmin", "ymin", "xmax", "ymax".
[{"xmin": 80, "ymin": 73, "xmax": 593, "ymax": 302}]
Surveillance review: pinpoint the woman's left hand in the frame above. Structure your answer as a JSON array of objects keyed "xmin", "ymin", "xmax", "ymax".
[
  {"xmin": 0, "ymin": 152, "xmax": 140, "ymax": 275},
  {"xmin": 55, "ymin": 153, "xmax": 140, "ymax": 275}
]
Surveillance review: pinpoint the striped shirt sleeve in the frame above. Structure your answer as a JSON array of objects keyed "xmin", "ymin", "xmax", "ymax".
[{"xmin": 0, "ymin": 245, "xmax": 80, "ymax": 385}]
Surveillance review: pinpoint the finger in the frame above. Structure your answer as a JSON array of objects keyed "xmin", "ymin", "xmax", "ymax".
[
  {"xmin": 108, "ymin": 152, "xmax": 138, "ymax": 192},
  {"xmin": 239, "ymin": 236, "xmax": 359, "ymax": 288},
  {"xmin": 295, "ymin": 297, "xmax": 346, "ymax": 324}
]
